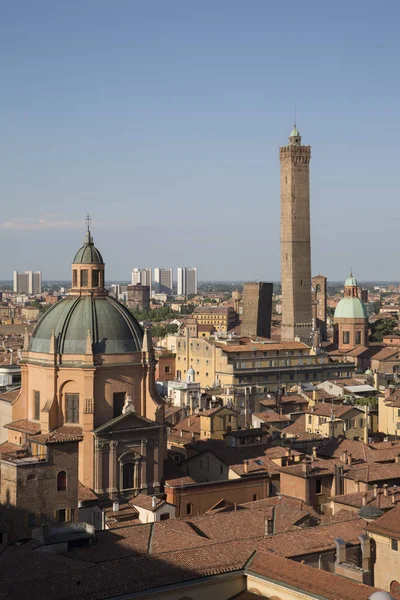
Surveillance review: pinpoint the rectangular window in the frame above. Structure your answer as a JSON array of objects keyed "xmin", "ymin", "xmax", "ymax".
[
  {"xmin": 92, "ymin": 269, "xmax": 99, "ymax": 287},
  {"xmin": 343, "ymin": 331, "xmax": 350, "ymax": 344},
  {"xmin": 57, "ymin": 509, "xmax": 66, "ymax": 523},
  {"xmin": 66, "ymin": 394, "xmax": 79, "ymax": 423},
  {"xmin": 72, "ymin": 270, "xmax": 77, "ymax": 287},
  {"xmin": 160, "ymin": 513, "xmax": 170, "ymax": 521},
  {"xmin": 391, "ymin": 538, "xmax": 398, "ymax": 551},
  {"xmin": 164, "ymin": 365, "xmax": 171, "ymax": 374},
  {"xmin": 33, "ymin": 391, "xmax": 40, "ymax": 421},
  {"xmin": 113, "ymin": 392, "xmax": 125, "ymax": 418},
  {"xmin": 308, "ymin": 415, "xmax": 312, "ymax": 424},
  {"xmin": 316, "ymin": 479, "xmax": 322, "ymax": 495},
  {"xmin": 355, "ymin": 331, "xmax": 361, "ymax": 345},
  {"xmin": 80, "ymin": 270, "xmax": 88, "ymax": 287}
]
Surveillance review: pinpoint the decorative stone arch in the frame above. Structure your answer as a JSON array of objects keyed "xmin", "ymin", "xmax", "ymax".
[
  {"xmin": 390, "ymin": 580, "xmax": 400, "ymax": 596},
  {"xmin": 118, "ymin": 450, "xmax": 141, "ymax": 492}
]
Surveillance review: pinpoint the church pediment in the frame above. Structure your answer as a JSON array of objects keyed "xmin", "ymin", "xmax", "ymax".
[{"xmin": 94, "ymin": 411, "xmax": 158, "ymax": 434}]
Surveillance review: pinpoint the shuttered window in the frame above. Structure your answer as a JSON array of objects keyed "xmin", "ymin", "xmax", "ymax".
[
  {"xmin": 33, "ymin": 391, "xmax": 40, "ymax": 421},
  {"xmin": 66, "ymin": 394, "xmax": 79, "ymax": 423}
]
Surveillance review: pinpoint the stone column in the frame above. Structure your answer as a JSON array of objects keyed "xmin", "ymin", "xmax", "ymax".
[
  {"xmin": 119, "ymin": 460, "xmax": 123, "ymax": 492},
  {"xmin": 94, "ymin": 440, "xmax": 104, "ymax": 494},
  {"xmin": 134, "ymin": 459, "xmax": 140, "ymax": 491},
  {"xmin": 108, "ymin": 441, "xmax": 118, "ymax": 497},
  {"xmin": 141, "ymin": 439, "xmax": 148, "ymax": 492},
  {"xmin": 153, "ymin": 439, "xmax": 160, "ymax": 492}
]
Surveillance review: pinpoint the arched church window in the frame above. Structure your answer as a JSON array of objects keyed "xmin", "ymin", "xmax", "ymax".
[
  {"xmin": 122, "ymin": 463, "xmax": 134, "ymax": 490},
  {"xmin": 57, "ymin": 471, "xmax": 67, "ymax": 491}
]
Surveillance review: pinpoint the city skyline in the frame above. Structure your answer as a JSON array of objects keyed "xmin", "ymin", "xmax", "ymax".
[{"xmin": 2, "ymin": 2, "xmax": 400, "ymax": 280}]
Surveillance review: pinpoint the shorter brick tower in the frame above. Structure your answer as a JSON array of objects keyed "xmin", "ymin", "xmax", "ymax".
[
  {"xmin": 241, "ymin": 282, "xmax": 273, "ymax": 339},
  {"xmin": 312, "ymin": 275, "xmax": 327, "ymax": 341}
]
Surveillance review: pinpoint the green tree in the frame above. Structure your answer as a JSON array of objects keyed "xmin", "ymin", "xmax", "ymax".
[{"xmin": 369, "ymin": 318, "xmax": 399, "ymax": 342}]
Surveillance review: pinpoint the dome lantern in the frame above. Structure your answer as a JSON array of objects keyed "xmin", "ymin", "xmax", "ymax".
[{"xmin": 71, "ymin": 215, "xmax": 105, "ymax": 293}]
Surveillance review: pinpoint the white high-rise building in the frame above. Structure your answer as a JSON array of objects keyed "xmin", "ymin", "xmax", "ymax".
[
  {"xmin": 154, "ymin": 268, "xmax": 173, "ymax": 296},
  {"xmin": 13, "ymin": 271, "xmax": 42, "ymax": 295},
  {"xmin": 131, "ymin": 268, "xmax": 152, "ymax": 290},
  {"xmin": 177, "ymin": 267, "xmax": 198, "ymax": 296}
]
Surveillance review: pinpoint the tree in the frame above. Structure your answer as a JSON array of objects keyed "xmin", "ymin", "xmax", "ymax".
[
  {"xmin": 369, "ymin": 318, "xmax": 399, "ymax": 342},
  {"xmin": 355, "ymin": 396, "xmax": 378, "ymax": 410}
]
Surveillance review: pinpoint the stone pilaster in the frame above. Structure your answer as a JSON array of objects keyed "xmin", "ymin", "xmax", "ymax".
[{"xmin": 140, "ymin": 439, "xmax": 148, "ymax": 492}]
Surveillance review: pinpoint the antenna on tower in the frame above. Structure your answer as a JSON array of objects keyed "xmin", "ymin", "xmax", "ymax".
[
  {"xmin": 86, "ymin": 213, "xmax": 91, "ymax": 231},
  {"xmin": 294, "ymin": 104, "xmax": 297, "ymax": 128}
]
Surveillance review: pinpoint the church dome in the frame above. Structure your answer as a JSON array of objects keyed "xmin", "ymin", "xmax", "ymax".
[
  {"xmin": 290, "ymin": 126, "xmax": 300, "ymax": 137},
  {"xmin": 334, "ymin": 297, "xmax": 368, "ymax": 320},
  {"xmin": 29, "ymin": 295, "xmax": 143, "ymax": 355}
]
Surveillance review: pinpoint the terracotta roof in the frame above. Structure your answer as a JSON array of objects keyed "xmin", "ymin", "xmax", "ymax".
[
  {"xmin": 307, "ymin": 404, "xmax": 359, "ymax": 418},
  {"xmin": 0, "ymin": 388, "xmax": 20, "ymax": 403},
  {"xmin": 371, "ymin": 346, "xmax": 400, "ymax": 361},
  {"xmin": 164, "ymin": 475, "xmax": 196, "ymax": 487},
  {"xmin": 281, "ymin": 414, "xmax": 307, "ymax": 436},
  {"xmin": 279, "ymin": 458, "xmax": 348, "ymax": 478},
  {"xmin": 346, "ymin": 462, "xmax": 400, "ymax": 483},
  {"xmin": 0, "ymin": 441, "xmax": 20, "ymax": 457},
  {"xmin": 5, "ymin": 419, "xmax": 41, "ymax": 435},
  {"xmin": 253, "ymin": 411, "xmax": 291, "ymax": 423},
  {"xmin": 130, "ymin": 493, "xmax": 166, "ymax": 511},
  {"xmin": 384, "ymin": 388, "xmax": 400, "ymax": 407},
  {"xmin": 78, "ymin": 482, "xmax": 98, "ymax": 503},
  {"xmin": 319, "ymin": 437, "xmax": 400, "ymax": 464},
  {"xmin": 30, "ymin": 426, "xmax": 83, "ymax": 444},
  {"xmin": 279, "ymin": 394, "xmax": 309, "ymax": 404},
  {"xmin": 367, "ymin": 505, "xmax": 400, "ymax": 539},
  {"xmin": 248, "ymin": 550, "xmax": 377, "ymax": 600},
  {"xmin": 331, "ymin": 486, "xmax": 400, "ymax": 511},
  {"xmin": 256, "ymin": 517, "xmax": 366, "ymax": 557}
]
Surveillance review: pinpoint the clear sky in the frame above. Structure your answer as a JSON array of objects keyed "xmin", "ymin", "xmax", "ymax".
[{"xmin": 1, "ymin": 0, "xmax": 399, "ymax": 281}]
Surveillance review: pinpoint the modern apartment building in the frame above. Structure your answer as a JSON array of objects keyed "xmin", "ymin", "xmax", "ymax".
[
  {"xmin": 154, "ymin": 268, "xmax": 173, "ymax": 296},
  {"xmin": 13, "ymin": 271, "xmax": 42, "ymax": 295},
  {"xmin": 177, "ymin": 267, "xmax": 198, "ymax": 296},
  {"xmin": 131, "ymin": 268, "xmax": 152, "ymax": 290}
]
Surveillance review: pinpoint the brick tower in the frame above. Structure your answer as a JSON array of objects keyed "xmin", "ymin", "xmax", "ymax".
[{"xmin": 280, "ymin": 125, "xmax": 312, "ymax": 342}]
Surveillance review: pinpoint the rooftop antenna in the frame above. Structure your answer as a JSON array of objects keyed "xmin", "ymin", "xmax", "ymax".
[
  {"xmin": 294, "ymin": 104, "xmax": 297, "ymax": 128},
  {"xmin": 86, "ymin": 213, "xmax": 91, "ymax": 231}
]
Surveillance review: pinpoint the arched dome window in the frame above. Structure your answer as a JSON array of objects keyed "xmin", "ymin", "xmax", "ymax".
[{"xmin": 57, "ymin": 471, "xmax": 67, "ymax": 491}]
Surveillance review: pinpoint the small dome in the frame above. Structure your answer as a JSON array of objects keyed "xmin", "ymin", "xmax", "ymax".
[
  {"xmin": 345, "ymin": 275, "xmax": 358, "ymax": 287},
  {"xmin": 290, "ymin": 126, "xmax": 300, "ymax": 137},
  {"xmin": 29, "ymin": 295, "xmax": 143, "ymax": 355},
  {"xmin": 334, "ymin": 297, "xmax": 368, "ymax": 320},
  {"xmin": 73, "ymin": 229, "xmax": 104, "ymax": 264},
  {"xmin": 358, "ymin": 505, "xmax": 384, "ymax": 519},
  {"xmin": 187, "ymin": 367, "xmax": 195, "ymax": 376}
]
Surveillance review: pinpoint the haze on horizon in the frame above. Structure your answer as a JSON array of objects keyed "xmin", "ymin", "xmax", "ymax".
[{"xmin": 1, "ymin": 1, "xmax": 399, "ymax": 282}]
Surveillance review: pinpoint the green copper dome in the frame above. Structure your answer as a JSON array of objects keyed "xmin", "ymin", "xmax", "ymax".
[
  {"xmin": 334, "ymin": 297, "xmax": 368, "ymax": 320},
  {"xmin": 29, "ymin": 295, "xmax": 143, "ymax": 354},
  {"xmin": 73, "ymin": 230, "xmax": 104, "ymax": 264},
  {"xmin": 290, "ymin": 126, "xmax": 300, "ymax": 137}
]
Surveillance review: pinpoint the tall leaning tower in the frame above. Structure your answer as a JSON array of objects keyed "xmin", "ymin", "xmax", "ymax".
[{"xmin": 280, "ymin": 125, "xmax": 313, "ymax": 342}]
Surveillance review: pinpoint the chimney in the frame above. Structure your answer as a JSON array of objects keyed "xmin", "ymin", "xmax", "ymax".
[
  {"xmin": 377, "ymin": 489, "xmax": 381, "ymax": 509},
  {"xmin": 358, "ymin": 534, "xmax": 371, "ymax": 571},
  {"xmin": 335, "ymin": 538, "xmax": 346, "ymax": 565},
  {"xmin": 312, "ymin": 389, "xmax": 318, "ymax": 402},
  {"xmin": 243, "ymin": 460, "xmax": 249, "ymax": 474},
  {"xmin": 234, "ymin": 502, "xmax": 237, "ymax": 511},
  {"xmin": 392, "ymin": 487, "xmax": 397, "ymax": 505},
  {"xmin": 355, "ymin": 479, "xmax": 360, "ymax": 493},
  {"xmin": 152, "ymin": 496, "xmax": 157, "ymax": 509},
  {"xmin": 113, "ymin": 501, "xmax": 120, "ymax": 513},
  {"xmin": 312, "ymin": 446, "xmax": 317, "ymax": 459},
  {"xmin": 362, "ymin": 493, "xmax": 367, "ymax": 507},
  {"xmin": 396, "ymin": 454, "xmax": 400, "ymax": 464},
  {"xmin": 373, "ymin": 484, "xmax": 378, "ymax": 497},
  {"xmin": 285, "ymin": 447, "xmax": 291, "ymax": 457},
  {"xmin": 347, "ymin": 454, "xmax": 352, "ymax": 466},
  {"xmin": 302, "ymin": 462, "xmax": 311, "ymax": 478},
  {"xmin": 385, "ymin": 387, "xmax": 393, "ymax": 399},
  {"xmin": 341, "ymin": 450, "xmax": 348, "ymax": 464},
  {"xmin": 383, "ymin": 484, "xmax": 389, "ymax": 497}
]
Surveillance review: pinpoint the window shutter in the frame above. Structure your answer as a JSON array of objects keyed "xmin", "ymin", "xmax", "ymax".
[{"xmin": 66, "ymin": 509, "xmax": 71, "ymax": 522}]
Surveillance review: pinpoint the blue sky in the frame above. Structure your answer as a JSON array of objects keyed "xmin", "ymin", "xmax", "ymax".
[{"xmin": 1, "ymin": 0, "xmax": 399, "ymax": 281}]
